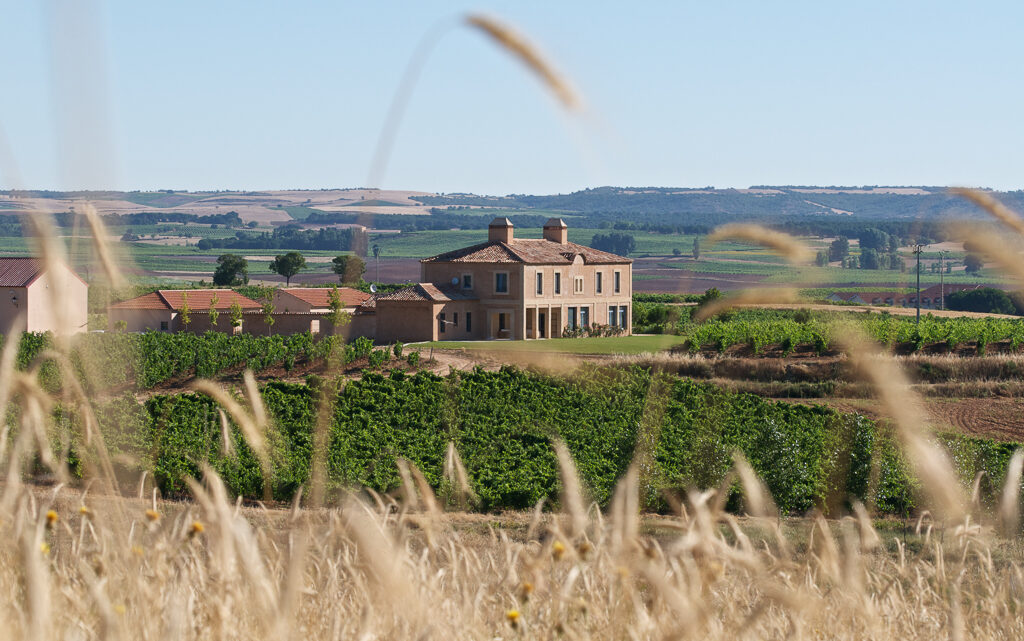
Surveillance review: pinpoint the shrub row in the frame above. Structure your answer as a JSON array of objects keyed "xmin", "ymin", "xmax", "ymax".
[
  {"xmin": 73, "ymin": 366, "xmax": 1024, "ymax": 515},
  {"xmin": 2, "ymin": 331, "xmax": 352, "ymax": 391}
]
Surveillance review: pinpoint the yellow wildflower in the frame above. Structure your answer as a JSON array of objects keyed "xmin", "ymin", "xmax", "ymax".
[{"xmin": 505, "ymin": 609, "xmax": 521, "ymax": 628}]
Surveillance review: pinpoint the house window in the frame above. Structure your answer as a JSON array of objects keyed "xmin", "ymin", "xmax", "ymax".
[
  {"xmin": 580, "ymin": 306, "xmax": 590, "ymax": 328},
  {"xmin": 619, "ymin": 305, "xmax": 628, "ymax": 329},
  {"xmin": 568, "ymin": 306, "xmax": 577, "ymax": 330},
  {"xmin": 453, "ymin": 312, "xmax": 459, "ymax": 326},
  {"xmin": 439, "ymin": 313, "xmax": 446, "ymax": 334},
  {"xmin": 310, "ymin": 320, "xmax": 320, "ymax": 334},
  {"xmin": 554, "ymin": 273, "xmax": 562, "ymax": 295},
  {"xmin": 495, "ymin": 272, "xmax": 508, "ymax": 294},
  {"xmin": 466, "ymin": 312, "xmax": 472, "ymax": 332},
  {"xmin": 160, "ymin": 321, "xmax": 169, "ymax": 331},
  {"xmin": 596, "ymin": 272, "xmax": 603, "ymax": 294},
  {"xmin": 614, "ymin": 271, "xmax": 621, "ymax": 294},
  {"xmin": 462, "ymin": 274, "xmax": 472, "ymax": 289},
  {"xmin": 574, "ymin": 276, "xmax": 584, "ymax": 294},
  {"xmin": 498, "ymin": 313, "xmax": 506, "ymax": 331},
  {"xmin": 536, "ymin": 272, "xmax": 543, "ymax": 295},
  {"xmin": 609, "ymin": 307, "xmax": 616, "ymax": 327}
]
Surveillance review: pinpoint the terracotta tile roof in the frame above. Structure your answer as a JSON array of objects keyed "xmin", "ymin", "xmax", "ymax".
[
  {"xmin": 279, "ymin": 287, "xmax": 370, "ymax": 308},
  {"xmin": 0, "ymin": 257, "xmax": 44, "ymax": 287},
  {"xmin": 422, "ymin": 241, "xmax": 522, "ymax": 264},
  {"xmin": 111, "ymin": 289, "xmax": 261, "ymax": 311},
  {"xmin": 377, "ymin": 283, "xmax": 478, "ymax": 303},
  {"xmin": 109, "ymin": 292, "xmax": 167, "ymax": 310},
  {"xmin": 422, "ymin": 239, "xmax": 631, "ymax": 265}
]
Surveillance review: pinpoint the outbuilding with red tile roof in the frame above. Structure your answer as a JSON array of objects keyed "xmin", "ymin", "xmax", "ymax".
[{"xmin": 109, "ymin": 289, "xmax": 261, "ymax": 333}]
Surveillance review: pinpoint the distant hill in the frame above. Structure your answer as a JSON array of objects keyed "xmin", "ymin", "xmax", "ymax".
[
  {"xmin": 412, "ymin": 186, "xmax": 1024, "ymax": 220},
  {"xmin": 2, "ymin": 186, "xmax": 1020, "ymax": 237}
]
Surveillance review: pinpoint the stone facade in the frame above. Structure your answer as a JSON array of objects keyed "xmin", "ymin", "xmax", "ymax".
[{"xmin": 375, "ymin": 218, "xmax": 633, "ymax": 341}]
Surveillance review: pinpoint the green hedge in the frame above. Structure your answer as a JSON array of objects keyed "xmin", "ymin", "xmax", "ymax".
[
  {"xmin": 2, "ymin": 331, "xmax": 343, "ymax": 392},
  {"xmin": 70, "ymin": 366, "xmax": 1024, "ymax": 515}
]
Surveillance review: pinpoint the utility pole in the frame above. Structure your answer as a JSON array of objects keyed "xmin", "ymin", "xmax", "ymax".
[
  {"xmin": 939, "ymin": 250, "xmax": 945, "ymax": 310},
  {"xmin": 914, "ymin": 244, "xmax": 924, "ymax": 323}
]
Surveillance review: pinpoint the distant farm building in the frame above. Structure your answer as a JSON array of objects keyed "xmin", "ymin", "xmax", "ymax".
[
  {"xmin": 109, "ymin": 289, "xmax": 261, "ymax": 333},
  {"xmin": 827, "ymin": 284, "xmax": 988, "ymax": 310},
  {"xmin": 270, "ymin": 287, "xmax": 374, "ymax": 336},
  {"xmin": 0, "ymin": 257, "xmax": 88, "ymax": 334},
  {"xmin": 110, "ymin": 287, "xmax": 376, "ymax": 338},
  {"xmin": 372, "ymin": 217, "xmax": 633, "ymax": 342}
]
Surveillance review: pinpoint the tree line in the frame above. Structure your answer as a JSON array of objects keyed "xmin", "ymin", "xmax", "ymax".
[{"xmin": 197, "ymin": 226, "xmax": 369, "ymax": 254}]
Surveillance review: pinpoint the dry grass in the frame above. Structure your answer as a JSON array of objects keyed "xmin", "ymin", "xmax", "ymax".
[{"xmin": 2, "ymin": 462, "xmax": 1024, "ymax": 640}]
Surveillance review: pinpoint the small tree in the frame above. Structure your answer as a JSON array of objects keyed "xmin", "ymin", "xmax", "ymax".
[
  {"xmin": 229, "ymin": 301, "xmax": 243, "ymax": 332},
  {"xmin": 672, "ymin": 247, "xmax": 682, "ymax": 257},
  {"xmin": 261, "ymin": 295, "xmax": 276, "ymax": 335},
  {"xmin": 213, "ymin": 254, "xmax": 249, "ymax": 286},
  {"xmin": 208, "ymin": 294, "xmax": 220, "ymax": 328},
  {"xmin": 269, "ymin": 251, "xmax": 306, "ymax": 286},
  {"xmin": 964, "ymin": 253, "xmax": 984, "ymax": 274},
  {"xmin": 829, "ymin": 236, "xmax": 850, "ymax": 262},
  {"xmin": 179, "ymin": 291, "xmax": 192, "ymax": 332},
  {"xmin": 332, "ymin": 255, "xmax": 366, "ymax": 285},
  {"xmin": 692, "ymin": 236, "xmax": 701, "ymax": 260},
  {"xmin": 326, "ymin": 285, "xmax": 352, "ymax": 334},
  {"xmin": 859, "ymin": 248, "xmax": 880, "ymax": 270}
]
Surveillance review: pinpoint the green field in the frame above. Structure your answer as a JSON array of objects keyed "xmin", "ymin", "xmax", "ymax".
[
  {"xmin": 368, "ymin": 228, "xmax": 766, "ymax": 259},
  {"xmin": 420, "ymin": 334, "xmax": 684, "ymax": 354}
]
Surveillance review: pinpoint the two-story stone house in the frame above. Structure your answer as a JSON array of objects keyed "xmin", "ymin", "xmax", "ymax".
[{"xmin": 373, "ymin": 218, "xmax": 632, "ymax": 342}]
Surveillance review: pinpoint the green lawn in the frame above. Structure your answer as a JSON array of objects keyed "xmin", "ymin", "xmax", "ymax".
[{"xmin": 419, "ymin": 334, "xmax": 684, "ymax": 354}]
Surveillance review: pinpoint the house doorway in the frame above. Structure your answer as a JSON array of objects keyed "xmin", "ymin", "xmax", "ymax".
[{"xmin": 490, "ymin": 311, "xmax": 512, "ymax": 339}]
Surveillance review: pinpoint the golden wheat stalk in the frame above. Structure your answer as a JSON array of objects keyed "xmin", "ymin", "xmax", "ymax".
[
  {"xmin": 837, "ymin": 326, "xmax": 967, "ymax": 521},
  {"xmin": 465, "ymin": 14, "xmax": 581, "ymax": 111},
  {"xmin": 553, "ymin": 439, "xmax": 588, "ymax": 539},
  {"xmin": 81, "ymin": 202, "xmax": 126, "ymax": 290},
  {"xmin": 191, "ymin": 376, "xmax": 272, "ymax": 498},
  {"xmin": 706, "ymin": 223, "xmax": 813, "ymax": 263},
  {"xmin": 951, "ymin": 187, "xmax": 1024, "ymax": 237},
  {"xmin": 693, "ymin": 288, "xmax": 801, "ymax": 322},
  {"xmin": 733, "ymin": 452, "xmax": 776, "ymax": 518},
  {"xmin": 999, "ymin": 449, "xmax": 1024, "ymax": 536},
  {"xmin": 946, "ymin": 223, "xmax": 1024, "ymax": 283},
  {"xmin": 444, "ymin": 441, "xmax": 477, "ymax": 507}
]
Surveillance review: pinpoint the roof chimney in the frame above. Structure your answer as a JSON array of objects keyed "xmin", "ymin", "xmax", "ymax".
[
  {"xmin": 488, "ymin": 217, "xmax": 514, "ymax": 244},
  {"xmin": 543, "ymin": 218, "xmax": 567, "ymax": 244}
]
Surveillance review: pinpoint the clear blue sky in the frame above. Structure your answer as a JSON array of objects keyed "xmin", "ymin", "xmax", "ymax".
[{"xmin": 1, "ymin": 1, "xmax": 1023, "ymax": 194}]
